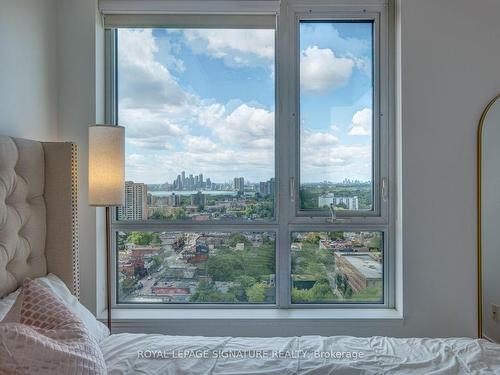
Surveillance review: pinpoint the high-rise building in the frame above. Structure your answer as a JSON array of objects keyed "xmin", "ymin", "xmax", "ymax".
[
  {"xmin": 234, "ymin": 177, "xmax": 245, "ymax": 193},
  {"xmin": 318, "ymin": 193, "xmax": 359, "ymax": 210},
  {"xmin": 206, "ymin": 178, "xmax": 212, "ymax": 190},
  {"xmin": 269, "ymin": 178, "xmax": 275, "ymax": 196},
  {"xmin": 259, "ymin": 181, "xmax": 268, "ymax": 196},
  {"xmin": 181, "ymin": 171, "xmax": 186, "ymax": 189},
  {"xmin": 118, "ymin": 181, "xmax": 148, "ymax": 220},
  {"xmin": 258, "ymin": 178, "xmax": 275, "ymax": 196},
  {"xmin": 199, "ymin": 174, "xmax": 203, "ymax": 189},
  {"xmin": 167, "ymin": 193, "xmax": 182, "ymax": 207},
  {"xmin": 191, "ymin": 191, "xmax": 206, "ymax": 206}
]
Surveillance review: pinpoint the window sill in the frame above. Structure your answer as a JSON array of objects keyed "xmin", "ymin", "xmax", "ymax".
[{"xmin": 99, "ymin": 308, "xmax": 403, "ymax": 322}]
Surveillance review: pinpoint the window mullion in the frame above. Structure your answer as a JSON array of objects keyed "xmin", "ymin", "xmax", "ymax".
[{"xmin": 276, "ymin": 0, "xmax": 294, "ymax": 309}]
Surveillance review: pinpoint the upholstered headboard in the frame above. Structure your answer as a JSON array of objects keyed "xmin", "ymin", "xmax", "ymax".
[{"xmin": 0, "ymin": 136, "xmax": 79, "ymax": 299}]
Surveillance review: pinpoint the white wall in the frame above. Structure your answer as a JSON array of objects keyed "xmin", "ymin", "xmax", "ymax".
[
  {"xmin": 398, "ymin": 0, "xmax": 500, "ymax": 338},
  {"xmin": 56, "ymin": 0, "xmax": 104, "ymax": 315},
  {"xmin": 0, "ymin": 0, "xmax": 104, "ymax": 316},
  {"xmin": 0, "ymin": 0, "xmax": 58, "ymax": 140}
]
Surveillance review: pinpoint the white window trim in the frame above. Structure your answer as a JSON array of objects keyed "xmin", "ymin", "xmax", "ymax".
[{"xmin": 104, "ymin": 0, "xmax": 397, "ymax": 313}]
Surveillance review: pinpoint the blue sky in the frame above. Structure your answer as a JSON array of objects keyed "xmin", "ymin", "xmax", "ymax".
[{"xmin": 118, "ymin": 22, "xmax": 373, "ymax": 185}]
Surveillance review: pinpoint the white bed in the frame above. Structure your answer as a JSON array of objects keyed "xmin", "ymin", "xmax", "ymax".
[
  {"xmin": 100, "ymin": 333, "xmax": 500, "ymax": 374},
  {"xmin": 1, "ymin": 135, "xmax": 500, "ymax": 374}
]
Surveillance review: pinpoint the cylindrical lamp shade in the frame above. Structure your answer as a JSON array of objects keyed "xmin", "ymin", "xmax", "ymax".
[{"xmin": 88, "ymin": 125, "xmax": 125, "ymax": 206}]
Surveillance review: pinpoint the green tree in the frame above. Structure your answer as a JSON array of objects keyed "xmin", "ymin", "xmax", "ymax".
[
  {"xmin": 148, "ymin": 255, "xmax": 163, "ymax": 273},
  {"xmin": 229, "ymin": 276, "xmax": 256, "ymax": 302},
  {"xmin": 127, "ymin": 232, "xmax": 161, "ymax": 246},
  {"xmin": 119, "ymin": 276, "xmax": 138, "ymax": 296},
  {"xmin": 291, "ymin": 280, "xmax": 335, "ymax": 303},
  {"xmin": 235, "ymin": 275, "xmax": 257, "ymax": 289},
  {"xmin": 206, "ymin": 251, "xmax": 244, "ymax": 281},
  {"xmin": 228, "ymin": 233, "xmax": 251, "ymax": 248},
  {"xmin": 367, "ymin": 235, "xmax": 382, "ymax": 251},
  {"xmin": 345, "ymin": 286, "xmax": 353, "ymax": 298},
  {"xmin": 242, "ymin": 244, "xmax": 275, "ymax": 279},
  {"xmin": 150, "ymin": 210, "xmax": 167, "ymax": 220},
  {"xmin": 117, "ymin": 233, "xmax": 127, "ymax": 250},
  {"xmin": 310, "ymin": 280, "xmax": 335, "ymax": 301},
  {"xmin": 329, "ymin": 232, "xmax": 345, "ymax": 241},
  {"xmin": 304, "ymin": 232, "xmax": 321, "ymax": 245},
  {"xmin": 246, "ymin": 283, "xmax": 267, "ymax": 303},
  {"xmin": 169, "ymin": 208, "xmax": 187, "ymax": 220},
  {"xmin": 190, "ymin": 281, "xmax": 237, "ymax": 303},
  {"xmin": 291, "ymin": 287, "xmax": 312, "ymax": 303}
]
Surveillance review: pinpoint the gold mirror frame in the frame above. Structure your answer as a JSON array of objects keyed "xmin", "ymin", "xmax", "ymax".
[{"xmin": 477, "ymin": 93, "xmax": 500, "ymax": 338}]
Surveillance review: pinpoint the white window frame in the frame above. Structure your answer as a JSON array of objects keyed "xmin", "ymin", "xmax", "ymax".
[{"xmin": 104, "ymin": 0, "xmax": 395, "ymax": 311}]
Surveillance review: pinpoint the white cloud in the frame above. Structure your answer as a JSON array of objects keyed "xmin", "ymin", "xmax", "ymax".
[
  {"xmin": 127, "ymin": 137, "xmax": 173, "ymax": 150},
  {"xmin": 118, "ymin": 29, "xmax": 187, "ymax": 108},
  {"xmin": 116, "ymin": 29, "xmax": 278, "ymax": 184},
  {"xmin": 120, "ymin": 105, "xmax": 189, "ymax": 151},
  {"xmin": 120, "ymin": 107, "xmax": 185, "ymax": 138},
  {"xmin": 184, "ymin": 136, "xmax": 219, "ymax": 154},
  {"xmin": 300, "ymin": 46, "xmax": 354, "ymax": 94},
  {"xmin": 299, "ymin": 23, "xmax": 372, "ymax": 79},
  {"xmin": 118, "ymin": 29, "xmax": 372, "ymax": 184},
  {"xmin": 183, "ymin": 29, "xmax": 274, "ymax": 68},
  {"xmin": 199, "ymin": 103, "xmax": 274, "ymax": 150},
  {"xmin": 348, "ymin": 108, "xmax": 372, "ymax": 136},
  {"xmin": 300, "ymin": 124, "xmax": 371, "ymax": 182},
  {"xmin": 302, "ymin": 131, "xmax": 339, "ymax": 148},
  {"xmin": 300, "ymin": 139, "xmax": 372, "ymax": 182}
]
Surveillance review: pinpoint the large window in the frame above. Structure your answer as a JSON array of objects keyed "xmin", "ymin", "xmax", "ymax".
[{"xmin": 107, "ymin": 4, "xmax": 393, "ymax": 309}]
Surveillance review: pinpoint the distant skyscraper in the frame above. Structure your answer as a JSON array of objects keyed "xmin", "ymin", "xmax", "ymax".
[
  {"xmin": 206, "ymin": 178, "xmax": 212, "ymax": 189},
  {"xmin": 118, "ymin": 181, "xmax": 148, "ymax": 220},
  {"xmin": 171, "ymin": 170, "xmax": 214, "ymax": 191},
  {"xmin": 234, "ymin": 177, "xmax": 245, "ymax": 193}
]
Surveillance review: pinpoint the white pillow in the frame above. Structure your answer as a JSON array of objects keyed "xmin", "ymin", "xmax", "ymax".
[
  {"xmin": 0, "ymin": 289, "xmax": 20, "ymax": 321},
  {"xmin": 0, "ymin": 274, "xmax": 110, "ymax": 342},
  {"xmin": 35, "ymin": 274, "xmax": 110, "ymax": 342}
]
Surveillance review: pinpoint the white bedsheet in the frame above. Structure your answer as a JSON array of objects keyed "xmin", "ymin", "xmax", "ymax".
[{"xmin": 100, "ymin": 334, "xmax": 500, "ymax": 374}]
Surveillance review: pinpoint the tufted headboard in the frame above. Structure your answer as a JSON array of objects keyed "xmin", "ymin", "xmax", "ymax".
[{"xmin": 0, "ymin": 136, "xmax": 79, "ymax": 299}]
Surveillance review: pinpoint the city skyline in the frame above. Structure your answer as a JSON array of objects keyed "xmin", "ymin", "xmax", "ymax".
[
  {"xmin": 130, "ymin": 169, "xmax": 370, "ymax": 190},
  {"xmin": 126, "ymin": 168, "xmax": 371, "ymax": 187},
  {"xmin": 143, "ymin": 169, "xmax": 278, "ymax": 190}
]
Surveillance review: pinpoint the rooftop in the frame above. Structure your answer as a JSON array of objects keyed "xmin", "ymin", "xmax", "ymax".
[{"xmin": 339, "ymin": 253, "xmax": 382, "ymax": 280}]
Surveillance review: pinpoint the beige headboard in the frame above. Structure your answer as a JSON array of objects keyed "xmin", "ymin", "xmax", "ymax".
[{"xmin": 0, "ymin": 136, "xmax": 79, "ymax": 299}]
